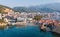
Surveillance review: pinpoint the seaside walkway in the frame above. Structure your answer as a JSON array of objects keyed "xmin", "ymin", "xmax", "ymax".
[{"xmin": 52, "ymin": 26, "xmax": 60, "ymax": 34}]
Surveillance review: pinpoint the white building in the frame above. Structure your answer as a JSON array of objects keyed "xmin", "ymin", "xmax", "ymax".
[
  {"xmin": 4, "ymin": 18, "xmax": 8, "ymax": 22},
  {"xmin": 0, "ymin": 13, "xmax": 2, "ymax": 19}
]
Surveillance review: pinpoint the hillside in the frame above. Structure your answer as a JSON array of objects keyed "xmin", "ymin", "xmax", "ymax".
[{"xmin": 0, "ymin": 5, "xmax": 12, "ymax": 13}]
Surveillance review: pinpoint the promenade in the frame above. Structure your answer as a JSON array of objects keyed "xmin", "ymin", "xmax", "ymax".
[{"xmin": 52, "ymin": 26, "xmax": 60, "ymax": 34}]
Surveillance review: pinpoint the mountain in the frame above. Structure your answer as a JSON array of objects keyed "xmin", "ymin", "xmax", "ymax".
[
  {"xmin": 13, "ymin": 7, "xmax": 28, "ymax": 12},
  {"xmin": 41, "ymin": 3, "xmax": 60, "ymax": 10},
  {"xmin": 39, "ymin": 3, "xmax": 60, "ymax": 12},
  {"xmin": 13, "ymin": 3, "xmax": 60, "ymax": 13}
]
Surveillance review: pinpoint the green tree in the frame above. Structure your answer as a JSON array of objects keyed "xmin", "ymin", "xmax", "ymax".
[{"xmin": 33, "ymin": 15, "xmax": 43, "ymax": 21}]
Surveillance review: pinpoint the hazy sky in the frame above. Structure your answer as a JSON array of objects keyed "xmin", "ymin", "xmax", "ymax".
[{"xmin": 0, "ymin": 0, "xmax": 60, "ymax": 7}]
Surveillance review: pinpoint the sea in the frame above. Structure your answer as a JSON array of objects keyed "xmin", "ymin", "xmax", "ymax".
[{"xmin": 0, "ymin": 25, "xmax": 59, "ymax": 37}]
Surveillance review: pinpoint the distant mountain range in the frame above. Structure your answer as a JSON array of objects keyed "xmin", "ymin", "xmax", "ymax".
[{"xmin": 13, "ymin": 3, "xmax": 60, "ymax": 13}]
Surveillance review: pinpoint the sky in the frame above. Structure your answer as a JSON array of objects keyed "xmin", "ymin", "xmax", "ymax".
[{"xmin": 0, "ymin": 0, "xmax": 60, "ymax": 7}]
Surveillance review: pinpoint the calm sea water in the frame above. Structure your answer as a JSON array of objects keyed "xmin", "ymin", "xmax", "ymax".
[{"xmin": 0, "ymin": 26, "xmax": 56, "ymax": 37}]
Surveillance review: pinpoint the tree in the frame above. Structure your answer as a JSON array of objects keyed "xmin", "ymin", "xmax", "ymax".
[{"xmin": 33, "ymin": 15, "xmax": 43, "ymax": 21}]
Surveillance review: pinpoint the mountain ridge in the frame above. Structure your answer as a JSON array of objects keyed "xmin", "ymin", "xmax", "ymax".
[{"xmin": 13, "ymin": 3, "xmax": 60, "ymax": 13}]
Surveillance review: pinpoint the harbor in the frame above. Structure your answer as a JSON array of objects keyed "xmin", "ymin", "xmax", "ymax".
[{"xmin": 0, "ymin": 25, "xmax": 59, "ymax": 37}]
